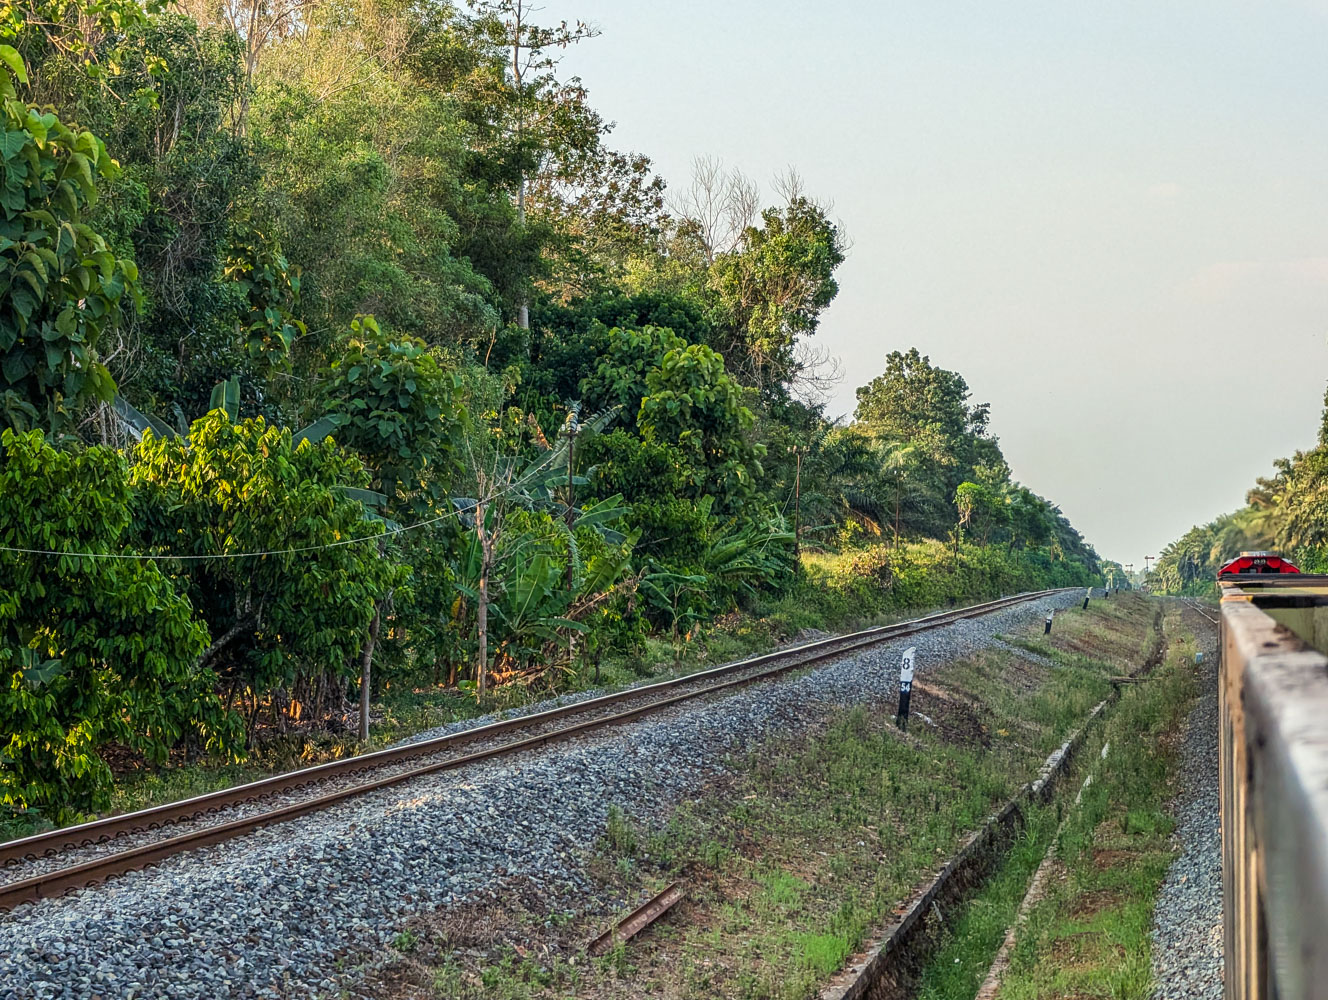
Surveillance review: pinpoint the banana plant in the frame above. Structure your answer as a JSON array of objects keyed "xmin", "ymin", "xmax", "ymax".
[
  {"xmin": 112, "ymin": 378, "xmax": 394, "ymax": 526},
  {"xmin": 114, "ymin": 377, "xmax": 241, "ymax": 440}
]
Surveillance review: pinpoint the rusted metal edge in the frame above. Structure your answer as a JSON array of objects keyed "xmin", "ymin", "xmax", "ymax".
[
  {"xmin": 586, "ymin": 882, "xmax": 686, "ymax": 956},
  {"xmin": 0, "ymin": 589, "xmax": 1072, "ymax": 911},
  {"xmin": 1220, "ymin": 595, "xmax": 1328, "ymax": 1000},
  {"xmin": 1, "ymin": 589, "xmax": 1065, "ymax": 868}
]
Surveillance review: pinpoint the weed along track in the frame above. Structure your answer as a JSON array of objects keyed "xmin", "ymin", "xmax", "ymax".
[
  {"xmin": 824, "ymin": 614, "xmax": 1168, "ymax": 1000},
  {"xmin": 0, "ymin": 590, "xmax": 1071, "ymax": 914},
  {"xmin": 341, "ymin": 591, "xmax": 1162, "ymax": 1000}
]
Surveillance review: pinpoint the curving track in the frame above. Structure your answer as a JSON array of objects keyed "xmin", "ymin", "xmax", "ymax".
[{"xmin": 0, "ymin": 588, "xmax": 1071, "ymax": 913}]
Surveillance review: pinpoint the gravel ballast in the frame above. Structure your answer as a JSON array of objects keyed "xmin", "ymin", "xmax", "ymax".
[
  {"xmin": 0, "ymin": 592, "xmax": 1082, "ymax": 1000},
  {"xmin": 1150, "ymin": 606, "xmax": 1222, "ymax": 1000}
]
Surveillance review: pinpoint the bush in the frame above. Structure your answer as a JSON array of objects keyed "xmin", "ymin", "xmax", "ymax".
[
  {"xmin": 130, "ymin": 411, "xmax": 397, "ymax": 732},
  {"xmin": 796, "ymin": 538, "xmax": 1096, "ymax": 630},
  {"xmin": 0, "ymin": 429, "xmax": 236, "ymax": 820}
]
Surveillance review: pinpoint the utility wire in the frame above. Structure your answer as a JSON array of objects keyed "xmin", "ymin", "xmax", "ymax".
[{"xmin": 0, "ymin": 487, "xmax": 506, "ymax": 563}]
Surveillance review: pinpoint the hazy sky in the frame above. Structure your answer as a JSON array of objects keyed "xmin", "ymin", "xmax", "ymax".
[{"xmin": 543, "ymin": 0, "xmax": 1328, "ymax": 567}]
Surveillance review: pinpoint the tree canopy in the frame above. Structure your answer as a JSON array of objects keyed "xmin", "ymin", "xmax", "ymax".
[{"xmin": 0, "ymin": 0, "xmax": 1103, "ymax": 819}]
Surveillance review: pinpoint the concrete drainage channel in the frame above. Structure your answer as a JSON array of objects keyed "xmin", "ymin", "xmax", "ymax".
[{"xmin": 821, "ymin": 635, "xmax": 1166, "ymax": 1000}]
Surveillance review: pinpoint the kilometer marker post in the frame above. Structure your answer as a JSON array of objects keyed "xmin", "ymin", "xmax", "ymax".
[
  {"xmin": 896, "ymin": 646, "xmax": 916, "ymax": 731},
  {"xmin": 1083, "ymin": 587, "xmax": 1091, "ymax": 610}
]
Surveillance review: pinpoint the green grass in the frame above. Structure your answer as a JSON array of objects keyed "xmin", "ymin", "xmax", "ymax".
[
  {"xmin": 381, "ymin": 595, "xmax": 1164, "ymax": 1000},
  {"xmin": 917, "ymin": 805, "xmax": 1059, "ymax": 1000},
  {"xmin": 991, "ymin": 608, "xmax": 1197, "ymax": 1000}
]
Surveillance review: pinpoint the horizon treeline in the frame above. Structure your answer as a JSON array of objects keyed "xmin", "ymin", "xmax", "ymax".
[
  {"xmin": 0, "ymin": 0, "xmax": 1102, "ymax": 819},
  {"xmin": 1153, "ymin": 387, "xmax": 1328, "ymax": 595}
]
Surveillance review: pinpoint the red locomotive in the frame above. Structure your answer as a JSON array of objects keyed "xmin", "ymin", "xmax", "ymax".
[{"xmin": 1216, "ymin": 551, "xmax": 1301, "ymax": 577}]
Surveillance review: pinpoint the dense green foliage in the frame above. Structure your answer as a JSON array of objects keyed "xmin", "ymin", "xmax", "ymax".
[
  {"xmin": 0, "ymin": 428, "xmax": 232, "ymax": 820},
  {"xmin": 0, "ymin": 44, "xmax": 136, "ymax": 435},
  {"xmin": 129, "ymin": 412, "xmax": 396, "ymax": 730},
  {"xmin": 1153, "ymin": 388, "xmax": 1328, "ymax": 595},
  {"xmin": 0, "ymin": 0, "xmax": 1102, "ymax": 819}
]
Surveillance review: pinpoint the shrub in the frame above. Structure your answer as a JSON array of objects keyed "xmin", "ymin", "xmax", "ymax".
[
  {"xmin": 0, "ymin": 429, "xmax": 236, "ymax": 820},
  {"xmin": 129, "ymin": 411, "xmax": 397, "ymax": 732}
]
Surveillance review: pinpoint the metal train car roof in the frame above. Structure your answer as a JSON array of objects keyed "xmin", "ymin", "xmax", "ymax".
[{"xmin": 1216, "ymin": 551, "xmax": 1300, "ymax": 577}]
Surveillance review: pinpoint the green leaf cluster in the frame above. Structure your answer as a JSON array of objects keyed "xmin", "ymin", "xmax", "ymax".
[
  {"xmin": 0, "ymin": 46, "xmax": 137, "ymax": 435},
  {"xmin": 0, "ymin": 428, "xmax": 231, "ymax": 821},
  {"xmin": 324, "ymin": 316, "xmax": 468, "ymax": 512},
  {"xmin": 129, "ymin": 410, "xmax": 398, "ymax": 702}
]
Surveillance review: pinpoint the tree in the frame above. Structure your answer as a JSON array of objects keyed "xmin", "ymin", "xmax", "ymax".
[
  {"xmin": 880, "ymin": 441, "xmax": 921, "ymax": 549},
  {"xmin": 672, "ymin": 155, "xmax": 760, "ymax": 263},
  {"xmin": 0, "ymin": 43, "xmax": 139, "ymax": 436},
  {"xmin": 954, "ymin": 481, "xmax": 1008, "ymax": 548},
  {"xmin": 248, "ymin": 61, "xmax": 500, "ymax": 346},
  {"xmin": 324, "ymin": 316, "xmax": 468, "ymax": 513},
  {"xmin": 130, "ymin": 410, "xmax": 395, "ymax": 742},
  {"xmin": 638, "ymin": 342, "xmax": 764, "ymax": 512},
  {"xmin": 528, "ymin": 145, "xmax": 667, "ymax": 301},
  {"xmin": 1007, "ymin": 486, "xmax": 1055, "ymax": 551},
  {"xmin": 322, "ymin": 315, "xmax": 468, "ymax": 736},
  {"xmin": 855, "ymin": 348, "xmax": 991, "ymax": 455},
  {"xmin": 580, "ymin": 324, "xmax": 687, "ymax": 417},
  {"xmin": 854, "ymin": 349, "xmax": 1004, "ymax": 538},
  {"xmin": 0, "ymin": 428, "xmax": 236, "ymax": 820},
  {"xmin": 464, "ymin": 0, "xmax": 600, "ymax": 328},
  {"xmin": 708, "ymin": 195, "xmax": 844, "ymax": 392}
]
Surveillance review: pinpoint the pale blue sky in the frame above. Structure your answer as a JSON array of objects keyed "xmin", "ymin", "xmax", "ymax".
[{"xmin": 546, "ymin": 0, "xmax": 1328, "ymax": 566}]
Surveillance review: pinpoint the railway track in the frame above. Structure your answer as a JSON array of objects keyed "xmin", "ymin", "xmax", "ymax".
[
  {"xmin": 1183, "ymin": 598, "xmax": 1220, "ymax": 625},
  {"xmin": 0, "ymin": 588, "xmax": 1071, "ymax": 913}
]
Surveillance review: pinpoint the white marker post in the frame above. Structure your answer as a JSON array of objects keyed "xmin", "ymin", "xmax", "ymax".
[
  {"xmin": 1045, "ymin": 612, "xmax": 1053, "ymax": 635},
  {"xmin": 1083, "ymin": 586, "xmax": 1091, "ymax": 610},
  {"xmin": 896, "ymin": 646, "xmax": 917, "ymax": 731}
]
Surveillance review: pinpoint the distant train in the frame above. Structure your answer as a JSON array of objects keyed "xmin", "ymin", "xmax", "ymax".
[{"xmin": 1216, "ymin": 551, "xmax": 1301, "ymax": 577}]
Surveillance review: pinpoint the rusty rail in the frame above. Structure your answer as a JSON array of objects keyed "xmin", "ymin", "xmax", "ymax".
[
  {"xmin": 1219, "ymin": 576, "xmax": 1328, "ymax": 1000},
  {"xmin": 586, "ymin": 882, "xmax": 685, "ymax": 956},
  {"xmin": 0, "ymin": 588, "xmax": 1072, "ymax": 912}
]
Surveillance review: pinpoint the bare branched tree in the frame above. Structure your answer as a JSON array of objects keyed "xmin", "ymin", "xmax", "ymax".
[
  {"xmin": 788, "ymin": 339, "xmax": 844, "ymax": 407},
  {"xmin": 772, "ymin": 165, "xmax": 805, "ymax": 205},
  {"xmin": 671, "ymin": 156, "xmax": 760, "ymax": 262}
]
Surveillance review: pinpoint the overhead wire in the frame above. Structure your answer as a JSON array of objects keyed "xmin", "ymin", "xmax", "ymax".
[{"xmin": 0, "ymin": 485, "xmax": 508, "ymax": 563}]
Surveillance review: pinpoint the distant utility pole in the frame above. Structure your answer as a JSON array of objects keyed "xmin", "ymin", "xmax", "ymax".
[
  {"xmin": 788, "ymin": 444, "xmax": 805, "ymax": 556},
  {"xmin": 565, "ymin": 407, "xmax": 580, "ymax": 591},
  {"xmin": 565, "ymin": 407, "xmax": 580, "ymax": 663}
]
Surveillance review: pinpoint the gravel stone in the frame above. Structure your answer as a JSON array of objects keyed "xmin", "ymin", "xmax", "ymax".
[
  {"xmin": 1151, "ymin": 606, "xmax": 1222, "ymax": 999},
  {"xmin": 0, "ymin": 592, "xmax": 1082, "ymax": 1000}
]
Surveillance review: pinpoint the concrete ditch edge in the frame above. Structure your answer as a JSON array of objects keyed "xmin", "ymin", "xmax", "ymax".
[{"xmin": 820, "ymin": 697, "xmax": 1113, "ymax": 1000}]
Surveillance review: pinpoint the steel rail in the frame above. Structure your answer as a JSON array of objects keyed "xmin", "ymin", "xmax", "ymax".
[
  {"xmin": 0, "ymin": 587, "xmax": 1070, "ymax": 912},
  {"xmin": 0, "ymin": 588, "xmax": 1060, "ymax": 867},
  {"xmin": 587, "ymin": 881, "xmax": 685, "ymax": 956}
]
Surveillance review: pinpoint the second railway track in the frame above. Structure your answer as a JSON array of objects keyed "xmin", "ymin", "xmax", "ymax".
[{"xmin": 0, "ymin": 588, "xmax": 1072, "ymax": 912}]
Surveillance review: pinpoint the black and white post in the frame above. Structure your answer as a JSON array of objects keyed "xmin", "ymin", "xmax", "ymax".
[
  {"xmin": 1045, "ymin": 612, "xmax": 1053, "ymax": 635},
  {"xmin": 896, "ymin": 646, "xmax": 916, "ymax": 731},
  {"xmin": 1083, "ymin": 586, "xmax": 1091, "ymax": 610}
]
